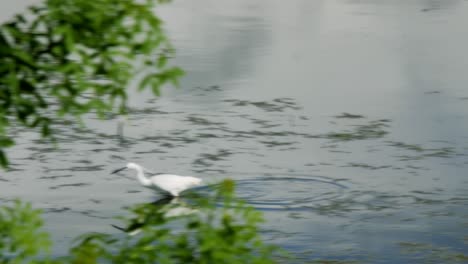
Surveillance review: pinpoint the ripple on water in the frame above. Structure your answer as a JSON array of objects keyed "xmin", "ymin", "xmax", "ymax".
[
  {"xmin": 49, "ymin": 183, "xmax": 91, "ymax": 190},
  {"xmin": 232, "ymin": 175, "xmax": 348, "ymax": 211}
]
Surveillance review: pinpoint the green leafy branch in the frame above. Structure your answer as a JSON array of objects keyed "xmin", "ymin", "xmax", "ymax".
[
  {"xmin": 0, "ymin": 0, "xmax": 184, "ymax": 167},
  {"xmin": 0, "ymin": 201, "xmax": 51, "ymax": 263}
]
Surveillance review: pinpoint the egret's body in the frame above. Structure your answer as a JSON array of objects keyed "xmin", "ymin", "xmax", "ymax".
[{"xmin": 112, "ymin": 162, "xmax": 202, "ymax": 196}]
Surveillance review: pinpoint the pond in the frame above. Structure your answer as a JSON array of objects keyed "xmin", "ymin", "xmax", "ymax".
[{"xmin": 2, "ymin": 0, "xmax": 468, "ymax": 263}]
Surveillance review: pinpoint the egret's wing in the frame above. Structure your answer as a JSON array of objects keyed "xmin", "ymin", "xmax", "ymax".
[
  {"xmin": 150, "ymin": 174, "xmax": 186, "ymax": 192},
  {"xmin": 151, "ymin": 174, "xmax": 202, "ymax": 195},
  {"xmin": 141, "ymin": 166, "xmax": 160, "ymax": 175}
]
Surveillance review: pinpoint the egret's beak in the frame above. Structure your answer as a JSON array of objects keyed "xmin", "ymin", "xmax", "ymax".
[{"xmin": 111, "ymin": 167, "xmax": 127, "ymax": 174}]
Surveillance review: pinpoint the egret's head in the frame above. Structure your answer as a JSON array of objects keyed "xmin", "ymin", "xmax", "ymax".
[
  {"xmin": 126, "ymin": 162, "xmax": 139, "ymax": 170},
  {"xmin": 111, "ymin": 162, "xmax": 140, "ymax": 174}
]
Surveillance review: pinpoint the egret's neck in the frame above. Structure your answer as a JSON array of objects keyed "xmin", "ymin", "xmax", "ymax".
[{"xmin": 135, "ymin": 167, "xmax": 151, "ymax": 186}]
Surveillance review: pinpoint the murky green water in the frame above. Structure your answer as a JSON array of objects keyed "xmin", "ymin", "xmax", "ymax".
[{"xmin": 2, "ymin": 0, "xmax": 468, "ymax": 262}]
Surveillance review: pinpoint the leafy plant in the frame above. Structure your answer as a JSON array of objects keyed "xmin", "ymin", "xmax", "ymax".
[
  {"xmin": 69, "ymin": 180, "xmax": 276, "ymax": 263},
  {"xmin": 0, "ymin": 180, "xmax": 278, "ymax": 263},
  {"xmin": 0, "ymin": 200, "xmax": 51, "ymax": 263},
  {"xmin": 0, "ymin": 0, "xmax": 183, "ymax": 167}
]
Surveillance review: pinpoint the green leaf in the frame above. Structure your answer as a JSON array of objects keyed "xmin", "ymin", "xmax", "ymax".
[
  {"xmin": 0, "ymin": 149, "xmax": 8, "ymax": 167},
  {"xmin": 138, "ymin": 73, "xmax": 155, "ymax": 91},
  {"xmin": 0, "ymin": 137, "xmax": 14, "ymax": 147},
  {"xmin": 157, "ymin": 54, "xmax": 168, "ymax": 68}
]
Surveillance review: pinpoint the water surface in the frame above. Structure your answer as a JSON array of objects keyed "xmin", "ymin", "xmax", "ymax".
[{"xmin": 1, "ymin": 0, "xmax": 468, "ymax": 263}]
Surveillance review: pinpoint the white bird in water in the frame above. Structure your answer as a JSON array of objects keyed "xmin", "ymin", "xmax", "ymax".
[{"xmin": 111, "ymin": 162, "xmax": 202, "ymax": 197}]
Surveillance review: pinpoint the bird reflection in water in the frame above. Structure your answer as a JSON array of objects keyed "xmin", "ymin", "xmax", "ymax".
[{"xmin": 111, "ymin": 195, "xmax": 199, "ymax": 235}]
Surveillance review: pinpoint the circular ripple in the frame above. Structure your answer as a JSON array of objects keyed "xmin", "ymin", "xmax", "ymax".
[{"xmin": 196, "ymin": 175, "xmax": 349, "ymax": 212}]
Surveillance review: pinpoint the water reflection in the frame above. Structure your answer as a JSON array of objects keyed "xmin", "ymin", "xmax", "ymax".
[
  {"xmin": 112, "ymin": 196, "xmax": 198, "ymax": 235},
  {"xmin": 419, "ymin": 0, "xmax": 460, "ymax": 12}
]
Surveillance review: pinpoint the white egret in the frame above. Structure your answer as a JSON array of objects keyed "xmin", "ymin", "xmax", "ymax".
[{"xmin": 111, "ymin": 162, "xmax": 202, "ymax": 196}]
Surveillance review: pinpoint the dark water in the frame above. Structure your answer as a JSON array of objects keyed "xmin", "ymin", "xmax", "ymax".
[{"xmin": 2, "ymin": 0, "xmax": 468, "ymax": 263}]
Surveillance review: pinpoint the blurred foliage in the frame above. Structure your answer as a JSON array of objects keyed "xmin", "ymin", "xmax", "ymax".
[
  {"xmin": 0, "ymin": 0, "xmax": 183, "ymax": 167},
  {"xmin": 0, "ymin": 201, "xmax": 51, "ymax": 263},
  {"xmin": 0, "ymin": 180, "xmax": 278, "ymax": 263}
]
